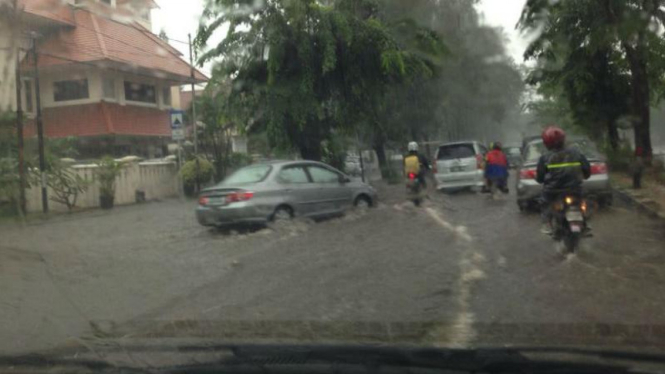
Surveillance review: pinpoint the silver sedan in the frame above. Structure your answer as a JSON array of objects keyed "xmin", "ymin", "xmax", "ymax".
[
  {"xmin": 516, "ymin": 138, "xmax": 613, "ymax": 210},
  {"xmin": 196, "ymin": 160, "xmax": 378, "ymax": 227}
]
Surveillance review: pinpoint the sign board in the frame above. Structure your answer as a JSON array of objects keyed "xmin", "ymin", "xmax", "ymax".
[{"xmin": 170, "ymin": 110, "xmax": 185, "ymax": 141}]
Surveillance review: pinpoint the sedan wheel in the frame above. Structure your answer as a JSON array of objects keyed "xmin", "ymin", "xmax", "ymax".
[
  {"xmin": 354, "ymin": 196, "xmax": 372, "ymax": 210},
  {"xmin": 272, "ymin": 206, "xmax": 293, "ymax": 222}
]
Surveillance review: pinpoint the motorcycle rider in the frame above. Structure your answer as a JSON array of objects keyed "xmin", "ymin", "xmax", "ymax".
[
  {"xmin": 485, "ymin": 141, "xmax": 509, "ymax": 194},
  {"xmin": 536, "ymin": 126, "xmax": 591, "ymax": 235},
  {"xmin": 404, "ymin": 141, "xmax": 431, "ymax": 188}
]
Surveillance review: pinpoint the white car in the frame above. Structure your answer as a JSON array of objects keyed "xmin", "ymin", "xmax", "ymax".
[{"xmin": 434, "ymin": 141, "xmax": 488, "ymax": 191}]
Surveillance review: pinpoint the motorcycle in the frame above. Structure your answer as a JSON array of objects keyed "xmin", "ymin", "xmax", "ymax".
[
  {"xmin": 550, "ymin": 194, "xmax": 589, "ymax": 254},
  {"xmin": 406, "ymin": 172, "xmax": 424, "ymax": 206}
]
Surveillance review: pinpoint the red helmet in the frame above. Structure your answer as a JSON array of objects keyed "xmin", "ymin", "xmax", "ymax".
[{"xmin": 542, "ymin": 126, "xmax": 566, "ymax": 150}]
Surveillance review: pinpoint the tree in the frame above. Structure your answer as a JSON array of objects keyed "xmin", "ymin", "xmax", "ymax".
[
  {"xmin": 195, "ymin": 0, "xmax": 444, "ymax": 163},
  {"xmin": 45, "ymin": 162, "xmax": 89, "ymax": 212},
  {"xmin": 158, "ymin": 29, "xmax": 169, "ymax": 43},
  {"xmin": 520, "ymin": 0, "xmax": 665, "ymax": 158},
  {"xmin": 381, "ymin": 0, "xmax": 524, "ymax": 146}
]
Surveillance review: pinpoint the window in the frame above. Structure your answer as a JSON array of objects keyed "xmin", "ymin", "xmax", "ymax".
[
  {"xmin": 525, "ymin": 142, "xmax": 547, "ymax": 163},
  {"xmin": 100, "ymin": 0, "xmax": 113, "ymax": 5},
  {"xmin": 507, "ymin": 147, "xmax": 522, "ymax": 156},
  {"xmin": 162, "ymin": 87, "xmax": 172, "ymax": 106},
  {"xmin": 309, "ymin": 166, "xmax": 340, "ymax": 183},
  {"xmin": 221, "ymin": 165, "xmax": 272, "ymax": 186},
  {"xmin": 437, "ymin": 144, "xmax": 476, "ymax": 160},
  {"xmin": 23, "ymin": 80, "xmax": 33, "ymax": 113},
  {"xmin": 53, "ymin": 79, "xmax": 89, "ymax": 102},
  {"xmin": 277, "ymin": 166, "xmax": 309, "ymax": 184},
  {"xmin": 102, "ymin": 78, "xmax": 116, "ymax": 100},
  {"xmin": 124, "ymin": 81, "xmax": 156, "ymax": 103}
]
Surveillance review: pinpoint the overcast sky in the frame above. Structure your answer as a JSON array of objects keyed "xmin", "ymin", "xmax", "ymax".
[{"xmin": 151, "ymin": 0, "xmax": 530, "ymax": 74}]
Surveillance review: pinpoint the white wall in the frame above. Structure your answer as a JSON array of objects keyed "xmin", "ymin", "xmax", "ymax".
[
  {"xmin": 0, "ymin": 21, "xmax": 17, "ymax": 112},
  {"xmin": 38, "ymin": 67, "xmax": 176, "ymax": 110},
  {"xmin": 0, "ymin": 21, "xmax": 29, "ymax": 113},
  {"xmin": 25, "ymin": 160, "xmax": 179, "ymax": 213}
]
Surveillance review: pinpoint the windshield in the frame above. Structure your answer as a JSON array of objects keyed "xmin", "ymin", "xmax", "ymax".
[
  {"xmin": 525, "ymin": 140, "xmax": 601, "ymax": 163},
  {"xmin": 2, "ymin": 0, "xmax": 665, "ymax": 371},
  {"xmin": 220, "ymin": 165, "xmax": 272, "ymax": 185},
  {"xmin": 506, "ymin": 147, "xmax": 521, "ymax": 156},
  {"xmin": 437, "ymin": 144, "xmax": 476, "ymax": 160}
]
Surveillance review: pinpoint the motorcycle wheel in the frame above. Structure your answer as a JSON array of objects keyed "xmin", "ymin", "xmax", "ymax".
[
  {"xmin": 563, "ymin": 232, "xmax": 580, "ymax": 254},
  {"xmin": 413, "ymin": 198, "xmax": 421, "ymax": 207}
]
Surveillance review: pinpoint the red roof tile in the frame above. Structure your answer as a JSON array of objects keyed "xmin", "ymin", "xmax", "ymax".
[
  {"xmin": 21, "ymin": 3, "xmax": 207, "ymax": 82},
  {"xmin": 24, "ymin": 102, "xmax": 171, "ymax": 138},
  {"xmin": 19, "ymin": 0, "xmax": 76, "ymax": 27}
]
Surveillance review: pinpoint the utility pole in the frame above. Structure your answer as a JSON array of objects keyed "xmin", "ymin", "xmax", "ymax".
[
  {"xmin": 32, "ymin": 35, "xmax": 48, "ymax": 213},
  {"xmin": 15, "ymin": 47, "xmax": 26, "ymax": 215},
  {"xmin": 188, "ymin": 33, "xmax": 200, "ymax": 193},
  {"xmin": 14, "ymin": 0, "xmax": 26, "ymax": 215}
]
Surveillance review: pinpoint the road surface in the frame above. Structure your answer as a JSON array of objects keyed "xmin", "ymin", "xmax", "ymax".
[{"xmin": 1, "ymin": 181, "xmax": 664, "ymax": 355}]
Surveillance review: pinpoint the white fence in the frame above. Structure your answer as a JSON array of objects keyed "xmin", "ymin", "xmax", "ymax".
[{"xmin": 26, "ymin": 161, "xmax": 179, "ymax": 213}]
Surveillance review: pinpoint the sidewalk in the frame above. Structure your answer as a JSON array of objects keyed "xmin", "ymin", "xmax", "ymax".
[{"xmin": 611, "ymin": 172, "xmax": 665, "ymax": 220}]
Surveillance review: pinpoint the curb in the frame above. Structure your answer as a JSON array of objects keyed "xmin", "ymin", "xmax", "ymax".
[{"xmin": 613, "ymin": 187, "xmax": 665, "ymax": 222}]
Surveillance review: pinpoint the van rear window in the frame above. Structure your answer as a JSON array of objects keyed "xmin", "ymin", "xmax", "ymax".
[{"xmin": 437, "ymin": 144, "xmax": 475, "ymax": 160}]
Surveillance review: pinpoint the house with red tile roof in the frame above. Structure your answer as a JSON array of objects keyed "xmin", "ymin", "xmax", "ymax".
[{"xmin": 2, "ymin": 0, "xmax": 207, "ymax": 158}]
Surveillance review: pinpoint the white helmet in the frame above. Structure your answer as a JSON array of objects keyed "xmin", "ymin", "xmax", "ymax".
[{"xmin": 408, "ymin": 141, "xmax": 419, "ymax": 152}]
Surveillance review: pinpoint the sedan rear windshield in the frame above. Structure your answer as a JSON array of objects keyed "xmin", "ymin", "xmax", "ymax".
[
  {"xmin": 221, "ymin": 165, "xmax": 272, "ymax": 185},
  {"xmin": 525, "ymin": 140, "xmax": 600, "ymax": 163},
  {"xmin": 437, "ymin": 144, "xmax": 476, "ymax": 160}
]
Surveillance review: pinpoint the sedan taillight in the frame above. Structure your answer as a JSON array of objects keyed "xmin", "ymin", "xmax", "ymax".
[
  {"xmin": 226, "ymin": 191, "xmax": 254, "ymax": 204},
  {"xmin": 520, "ymin": 168, "xmax": 537, "ymax": 179},
  {"xmin": 591, "ymin": 162, "xmax": 608, "ymax": 175},
  {"xmin": 198, "ymin": 196, "xmax": 210, "ymax": 206}
]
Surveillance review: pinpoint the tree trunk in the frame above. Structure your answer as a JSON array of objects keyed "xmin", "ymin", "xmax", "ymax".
[
  {"xmin": 623, "ymin": 42, "xmax": 653, "ymax": 161},
  {"xmin": 607, "ymin": 119, "xmax": 620, "ymax": 150},
  {"xmin": 374, "ymin": 143, "xmax": 389, "ymax": 179}
]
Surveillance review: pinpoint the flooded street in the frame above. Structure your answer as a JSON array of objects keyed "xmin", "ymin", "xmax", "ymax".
[{"xmin": 2, "ymin": 181, "xmax": 664, "ymax": 354}]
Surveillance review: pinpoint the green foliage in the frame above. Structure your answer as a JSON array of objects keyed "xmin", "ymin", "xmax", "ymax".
[
  {"xmin": 180, "ymin": 158, "xmax": 214, "ymax": 195},
  {"xmin": 520, "ymin": 0, "xmax": 665, "ymax": 154},
  {"xmin": 321, "ymin": 133, "xmax": 348, "ymax": 172},
  {"xmin": 95, "ymin": 157, "xmax": 124, "ymax": 198},
  {"xmin": 650, "ymin": 159, "xmax": 665, "ymax": 184},
  {"xmin": 228, "ymin": 153, "xmax": 253, "ymax": 170},
  {"xmin": 602, "ymin": 141, "xmax": 634, "ymax": 172},
  {"xmin": 195, "ymin": 0, "xmax": 446, "ymax": 161},
  {"xmin": 0, "ymin": 158, "xmax": 21, "ymax": 217},
  {"xmin": 46, "ymin": 161, "xmax": 89, "ymax": 211},
  {"xmin": 381, "ymin": 165, "xmax": 402, "ymax": 185}
]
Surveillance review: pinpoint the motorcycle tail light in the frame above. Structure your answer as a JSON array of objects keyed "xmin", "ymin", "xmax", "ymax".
[{"xmin": 408, "ymin": 173, "xmax": 416, "ymax": 180}]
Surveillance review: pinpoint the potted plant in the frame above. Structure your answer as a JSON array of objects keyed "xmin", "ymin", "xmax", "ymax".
[{"xmin": 96, "ymin": 157, "xmax": 123, "ymax": 209}]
